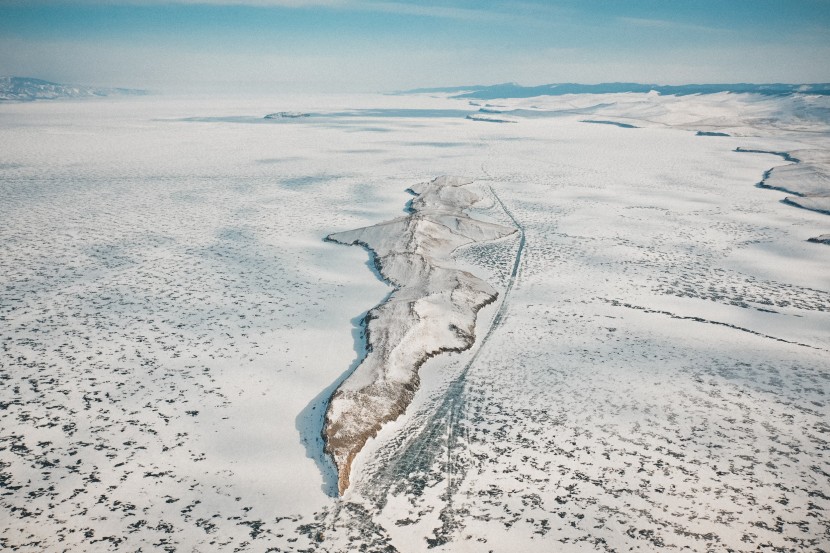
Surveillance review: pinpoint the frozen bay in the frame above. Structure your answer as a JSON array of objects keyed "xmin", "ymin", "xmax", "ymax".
[{"xmin": 1, "ymin": 92, "xmax": 828, "ymax": 551}]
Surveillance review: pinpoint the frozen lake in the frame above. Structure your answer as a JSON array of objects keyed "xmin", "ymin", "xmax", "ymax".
[{"xmin": 1, "ymin": 92, "xmax": 828, "ymax": 551}]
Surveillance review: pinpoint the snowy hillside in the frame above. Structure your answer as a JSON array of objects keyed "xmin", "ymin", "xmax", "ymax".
[
  {"xmin": 0, "ymin": 76, "xmax": 146, "ymax": 101},
  {"xmin": 402, "ymin": 81, "xmax": 830, "ymax": 99}
]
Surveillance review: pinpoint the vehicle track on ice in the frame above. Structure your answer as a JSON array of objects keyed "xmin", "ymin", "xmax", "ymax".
[{"xmin": 425, "ymin": 185, "xmax": 525, "ymax": 547}]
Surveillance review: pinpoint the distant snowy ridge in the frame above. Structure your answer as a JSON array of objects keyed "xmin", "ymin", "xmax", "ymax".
[
  {"xmin": 400, "ymin": 82, "xmax": 830, "ymax": 100},
  {"xmin": 323, "ymin": 176, "xmax": 516, "ymax": 494},
  {"xmin": 264, "ymin": 111, "xmax": 310, "ymax": 119},
  {"xmin": 735, "ymin": 147, "xmax": 830, "ymax": 217},
  {"xmin": 0, "ymin": 76, "xmax": 146, "ymax": 102},
  {"xmin": 466, "ymin": 112, "xmax": 516, "ymax": 123}
]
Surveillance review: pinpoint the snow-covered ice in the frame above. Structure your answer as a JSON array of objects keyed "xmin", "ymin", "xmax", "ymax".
[{"xmin": 0, "ymin": 90, "xmax": 828, "ymax": 551}]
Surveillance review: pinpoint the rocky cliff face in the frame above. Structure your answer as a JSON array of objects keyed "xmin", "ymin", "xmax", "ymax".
[{"xmin": 324, "ymin": 176, "xmax": 516, "ymax": 494}]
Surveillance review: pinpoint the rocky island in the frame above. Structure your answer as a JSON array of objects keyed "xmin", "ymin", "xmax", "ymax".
[{"xmin": 323, "ymin": 176, "xmax": 516, "ymax": 494}]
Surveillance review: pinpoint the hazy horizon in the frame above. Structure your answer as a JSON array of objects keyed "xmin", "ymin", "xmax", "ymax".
[{"xmin": 2, "ymin": 0, "xmax": 829, "ymax": 93}]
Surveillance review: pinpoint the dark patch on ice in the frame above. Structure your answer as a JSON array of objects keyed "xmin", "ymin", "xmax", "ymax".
[
  {"xmin": 403, "ymin": 141, "xmax": 467, "ymax": 148},
  {"xmin": 734, "ymin": 147, "xmax": 801, "ymax": 164},
  {"xmin": 696, "ymin": 131, "xmax": 731, "ymax": 137},
  {"xmin": 466, "ymin": 114, "xmax": 516, "ymax": 124},
  {"xmin": 491, "ymin": 136, "xmax": 535, "ymax": 142},
  {"xmin": 343, "ymin": 126, "xmax": 395, "ymax": 133},
  {"xmin": 280, "ymin": 175, "xmax": 339, "ymax": 188},
  {"xmin": 581, "ymin": 119, "xmax": 639, "ymax": 128},
  {"xmin": 807, "ymin": 234, "xmax": 830, "ymax": 245},
  {"xmin": 255, "ymin": 157, "xmax": 303, "ymax": 164},
  {"xmin": 264, "ymin": 112, "xmax": 311, "ymax": 119}
]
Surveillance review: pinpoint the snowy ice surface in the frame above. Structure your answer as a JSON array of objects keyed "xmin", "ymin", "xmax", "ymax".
[{"xmin": 0, "ymin": 91, "xmax": 829, "ymax": 552}]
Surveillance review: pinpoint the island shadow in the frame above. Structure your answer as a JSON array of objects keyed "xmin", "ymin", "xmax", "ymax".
[{"xmin": 295, "ymin": 239, "xmax": 393, "ymax": 497}]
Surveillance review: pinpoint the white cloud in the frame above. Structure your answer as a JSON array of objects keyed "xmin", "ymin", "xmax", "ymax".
[
  {"xmin": 0, "ymin": 0, "xmax": 347, "ymax": 6},
  {"xmin": 0, "ymin": 0, "xmax": 479, "ymax": 14},
  {"xmin": 617, "ymin": 16, "xmax": 727, "ymax": 34},
  {"xmin": 354, "ymin": 2, "xmax": 506, "ymax": 22},
  {"xmin": 0, "ymin": 0, "xmax": 538, "ymax": 23}
]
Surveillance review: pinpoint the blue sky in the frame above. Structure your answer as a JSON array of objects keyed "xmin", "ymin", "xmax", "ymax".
[{"xmin": 1, "ymin": 0, "xmax": 829, "ymax": 92}]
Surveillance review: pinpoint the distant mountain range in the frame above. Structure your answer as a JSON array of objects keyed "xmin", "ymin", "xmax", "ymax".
[
  {"xmin": 0, "ymin": 77, "xmax": 147, "ymax": 102},
  {"xmin": 400, "ymin": 82, "xmax": 830, "ymax": 100}
]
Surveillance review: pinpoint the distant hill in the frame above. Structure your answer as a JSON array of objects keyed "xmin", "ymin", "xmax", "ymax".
[
  {"xmin": 0, "ymin": 77, "xmax": 147, "ymax": 102},
  {"xmin": 400, "ymin": 82, "xmax": 830, "ymax": 100}
]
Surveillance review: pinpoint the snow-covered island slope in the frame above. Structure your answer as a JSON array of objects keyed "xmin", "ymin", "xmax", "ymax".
[
  {"xmin": 765, "ymin": 149, "xmax": 830, "ymax": 215},
  {"xmin": 731, "ymin": 148, "xmax": 830, "ymax": 233},
  {"xmin": 401, "ymin": 82, "xmax": 830, "ymax": 99},
  {"xmin": 324, "ymin": 176, "xmax": 516, "ymax": 494}
]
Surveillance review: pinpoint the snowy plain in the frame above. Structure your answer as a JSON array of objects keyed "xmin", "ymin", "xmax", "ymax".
[{"xmin": 0, "ymin": 91, "xmax": 828, "ymax": 552}]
